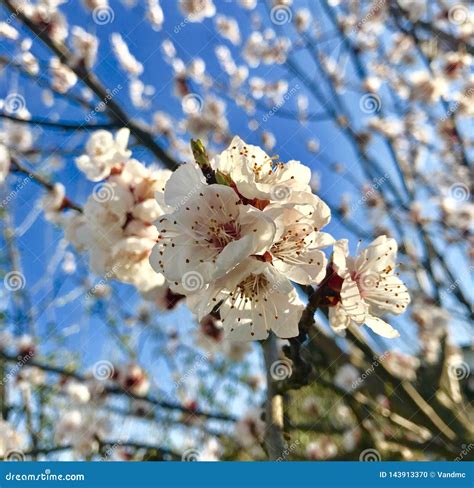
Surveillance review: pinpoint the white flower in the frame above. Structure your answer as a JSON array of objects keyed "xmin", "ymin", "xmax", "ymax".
[
  {"xmin": 306, "ymin": 437, "xmax": 338, "ymax": 460},
  {"xmin": 328, "ymin": 236, "xmax": 410, "ymax": 338},
  {"xmin": 55, "ymin": 409, "xmax": 110, "ymax": 458},
  {"xmin": 215, "ymin": 15, "xmax": 241, "ymax": 45},
  {"xmin": 71, "ymin": 26, "xmax": 98, "ymax": 69},
  {"xmin": 295, "ymin": 8, "xmax": 312, "ymax": 32},
  {"xmin": 66, "ymin": 382, "xmax": 91, "ymax": 404},
  {"xmin": 110, "ymin": 33, "xmax": 143, "ymax": 77},
  {"xmin": 146, "ymin": 0, "xmax": 164, "ymax": 31},
  {"xmin": 194, "ymin": 314, "xmax": 251, "ymax": 360},
  {"xmin": 0, "ymin": 143, "xmax": 10, "ymax": 184},
  {"xmin": 0, "ymin": 419, "xmax": 23, "ymax": 457},
  {"xmin": 66, "ymin": 156, "xmax": 170, "ymax": 293},
  {"xmin": 19, "ymin": 50, "xmax": 39, "ymax": 76},
  {"xmin": 117, "ymin": 363, "xmax": 150, "ymax": 397},
  {"xmin": 264, "ymin": 204, "xmax": 333, "ymax": 285},
  {"xmin": 0, "ymin": 22, "xmax": 19, "ymax": 40},
  {"xmin": 49, "ymin": 58, "xmax": 77, "ymax": 94},
  {"xmin": 111, "ymin": 236, "xmax": 165, "ymax": 292},
  {"xmin": 1, "ymin": 121, "xmax": 33, "ymax": 152},
  {"xmin": 409, "ymin": 71, "xmax": 447, "ymax": 104},
  {"xmin": 239, "ymin": 0, "xmax": 257, "ymax": 9},
  {"xmin": 212, "ymin": 136, "xmax": 317, "ymax": 204},
  {"xmin": 153, "ymin": 111, "xmax": 173, "ymax": 134},
  {"xmin": 42, "ymin": 183, "xmax": 65, "ymax": 222},
  {"xmin": 141, "ymin": 284, "xmax": 184, "ymax": 311},
  {"xmin": 82, "ymin": 0, "xmax": 108, "ymax": 10},
  {"xmin": 150, "ymin": 163, "xmax": 276, "ymax": 285},
  {"xmin": 75, "ymin": 128, "xmax": 131, "ymax": 181},
  {"xmin": 243, "ymin": 32, "xmax": 290, "ymax": 67},
  {"xmin": 179, "ymin": 0, "xmax": 216, "ymax": 22},
  {"xmin": 191, "ymin": 259, "xmax": 304, "ymax": 340}
]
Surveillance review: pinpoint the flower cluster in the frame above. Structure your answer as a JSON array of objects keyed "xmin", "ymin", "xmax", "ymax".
[
  {"xmin": 150, "ymin": 136, "xmax": 332, "ymax": 340},
  {"xmin": 63, "ymin": 130, "xmax": 411, "ymax": 342},
  {"xmin": 64, "ymin": 129, "xmax": 171, "ymax": 294},
  {"xmin": 150, "ymin": 136, "xmax": 410, "ymax": 341}
]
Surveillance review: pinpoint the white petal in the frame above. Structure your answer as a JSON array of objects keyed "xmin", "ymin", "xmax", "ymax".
[
  {"xmin": 266, "ymin": 287, "xmax": 303, "ymax": 339},
  {"xmin": 115, "ymin": 127, "xmax": 130, "ymax": 150},
  {"xmin": 340, "ymin": 276, "xmax": 367, "ymax": 323},
  {"xmin": 364, "ymin": 316, "xmax": 400, "ymax": 339},
  {"xmin": 164, "ymin": 163, "xmax": 206, "ymax": 209},
  {"xmin": 328, "ymin": 305, "xmax": 350, "ymax": 333},
  {"xmin": 239, "ymin": 206, "xmax": 276, "ymax": 254},
  {"xmin": 214, "ymin": 235, "xmax": 255, "ymax": 278},
  {"xmin": 364, "ymin": 274, "xmax": 411, "ymax": 316},
  {"xmin": 332, "ymin": 239, "xmax": 349, "ymax": 276},
  {"xmin": 273, "ymin": 249, "xmax": 327, "ymax": 285}
]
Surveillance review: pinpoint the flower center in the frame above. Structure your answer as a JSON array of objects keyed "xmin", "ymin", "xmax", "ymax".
[
  {"xmin": 208, "ymin": 221, "xmax": 241, "ymax": 250},
  {"xmin": 237, "ymin": 273, "xmax": 270, "ymax": 301}
]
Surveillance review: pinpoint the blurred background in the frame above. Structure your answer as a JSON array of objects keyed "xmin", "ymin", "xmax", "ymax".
[{"xmin": 0, "ymin": 0, "xmax": 472, "ymax": 461}]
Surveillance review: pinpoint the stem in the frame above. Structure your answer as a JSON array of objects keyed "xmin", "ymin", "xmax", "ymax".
[{"xmin": 262, "ymin": 335, "xmax": 285, "ymax": 460}]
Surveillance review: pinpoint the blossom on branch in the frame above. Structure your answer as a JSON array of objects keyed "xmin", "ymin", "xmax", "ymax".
[{"xmin": 326, "ymin": 237, "xmax": 411, "ymax": 338}]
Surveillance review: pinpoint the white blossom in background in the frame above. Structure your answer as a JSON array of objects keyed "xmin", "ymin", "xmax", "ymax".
[
  {"xmin": 239, "ymin": 0, "xmax": 257, "ymax": 9},
  {"xmin": 117, "ymin": 363, "xmax": 150, "ymax": 397},
  {"xmin": 334, "ymin": 364, "xmax": 360, "ymax": 392},
  {"xmin": 295, "ymin": 8, "xmax": 312, "ymax": 33},
  {"xmin": 71, "ymin": 26, "xmax": 98, "ymax": 69},
  {"xmin": 306, "ymin": 437, "xmax": 338, "ymax": 460},
  {"xmin": 129, "ymin": 78, "xmax": 154, "ymax": 109},
  {"xmin": 152, "ymin": 111, "xmax": 173, "ymax": 135},
  {"xmin": 110, "ymin": 33, "xmax": 143, "ymax": 77},
  {"xmin": 179, "ymin": 0, "xmax": 216, "ymax": 22},
  {"xmin": 18, "ymin": 48, "xmax": 39, "ymax": 75},
  {"xmin": 66, "ymin": 381, "xmax": 92, "ymax": 404},
  {"xmin": 215, "ymin": 15, "xmax": 241, "ymax": 45},
  {"xmin": 23, "ymin": 1, "xmax": 68, "ymax": 44},
  {"xmin": 184, "ymin": 96, "xmax": 229, "ymax": 142},
  {"xmin": 82, "ymin": 0, "xmax": 109, "ymax": 10},
  {"xmin": 55, "ymin": 409, "xmax": 110, "ymax": 458},
  {"xmin": 75, "ymin": 128, "xmax": 131, "ymax": 181},
  {"xmin": 408, "ymin": 70, "xmax": 447, "ymax": 104},
  {"xmin": 146, "ymin": 0, "xmax": 164, "ymax": 31},
  {"xmin": 0, "ymin": 22, "xmax": 19, "ymax": 40},
  {"xmin": 0, "ymin": 420, "xmax": 23, "ymax": 458},
  {"xmin": 42, "ymin": 182, "xmax": 66, "ymax": 223},
  {"xmin": 194, "ymin": 314, "xmax": 251, "ymax": 360},
  {"xmin": 243, "ymin": 31, "xmax": 290, "ymax": 67},
  {"xmin": 328, "ymin": 236, "xmax": 410, "ymax": 338},
  {"xmin": 68, "ymin": 130, "xmax": 171, "ymax": 293},
  {"xmin": 49, "ymin": 58, "xmax": 77, "ymax": 94},
  {"xmin": 0, "ymin": 143, "xmax": 10, "ymax": 184}
]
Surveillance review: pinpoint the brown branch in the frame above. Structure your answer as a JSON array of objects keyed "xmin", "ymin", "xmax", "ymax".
[
  {"xmin": 0, "ymin": 351, "xmax": 237, "ymax": 423},
  {"xmin": 0, "ymin": 112, "xmax": 120, "ymax": 131},
  {"xmin": 1, "ymin": 0, "xmax": 178, "ymax": 170}
]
